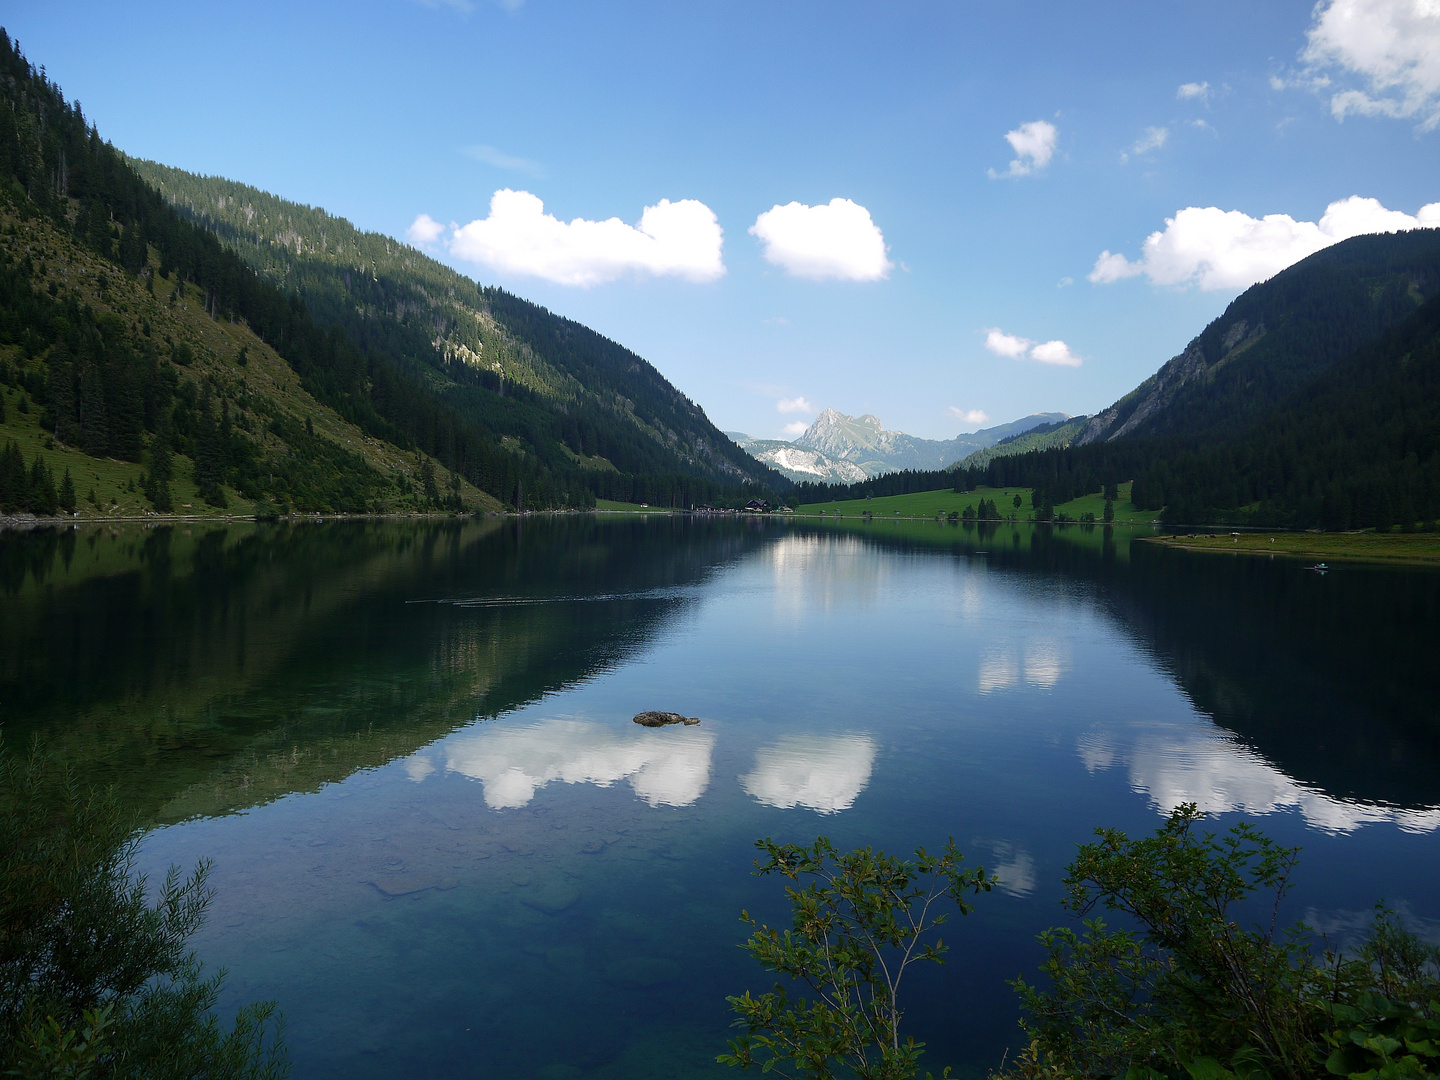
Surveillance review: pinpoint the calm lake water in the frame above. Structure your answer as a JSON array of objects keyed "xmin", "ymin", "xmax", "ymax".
[{"xmin": 4, "ymin": 516, "xmax": 1439, "ymax": 1079}]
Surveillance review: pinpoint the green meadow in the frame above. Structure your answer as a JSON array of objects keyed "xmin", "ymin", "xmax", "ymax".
[{"xmin": 791, "ymin": 481, "xmax": 1154, "ymax": 524}]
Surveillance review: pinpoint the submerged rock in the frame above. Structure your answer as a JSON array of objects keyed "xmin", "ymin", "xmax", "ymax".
[{"xmin": 631, "ymin": 711, "xmax": 700, "ymax": 727}]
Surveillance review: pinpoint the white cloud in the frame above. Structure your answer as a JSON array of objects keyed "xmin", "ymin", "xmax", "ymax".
[
  {"xmin": 740, "ymin": 734, "xmax": 878, "ymax": 814},
  {"xmin": 461, "ymin": 144, "xmax": 543, "ymax": 176},
  {"xmin": 984, "ymin": 328, "xmax": 1083, "ymax": 367},
  {"xmin": 988, "ymin": 120, "xmax": 1058, "ymax": 178},
  {"xmin": 1127, "ymin": 126, "xmax": 1169, "ymax": 158},
  {"xmin": 948, "ymin": 407, "xmax": 990, "ymax": 426},
  {"xmin": 749, "ymin": 199, "xmax": 893, "ymax": 281},
  {"xmin": 777, "ymin": 396, "xmax": 814, "ymax": 414},
  {"xmin": 1302, "ymin": 0, "xmax": 1440, "ymax": 130},
  {"xmin": 1029, "ymin": 340, "xmax": 1083, "ymax": 367},
  {"xmin": 437, "ymin": 189, "xmax": 725, "ymax": 287},
  {"xmin": 406, "ymin": 213, "xmax": 447, "ymax": 246},
  {"xmin": 782, "ymin": 421, "xmax": 809, "ymax": 437},
  {"xmin": 983, "ymin": 328, "xmax": 1033, "ymax": 359},
  {"xmin": 444, "ymin": 718, "xmax": 715, "ymax": 809},
  {"xmin": 1089, "ymin": 195, "xmax": 1440, "ymax": 291},
  {"xmin": 1057, "ymin": 275, "xmax": 1075, "ymax": 287},
  {"xmin": 1177, "ymin": 81, "xmax": 1211, "ymax": 102}
]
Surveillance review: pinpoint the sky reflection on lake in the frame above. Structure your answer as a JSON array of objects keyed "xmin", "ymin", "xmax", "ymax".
[{"xmin": 5, "ymin": 517, "xmax": 1438, "ymax": 1080}]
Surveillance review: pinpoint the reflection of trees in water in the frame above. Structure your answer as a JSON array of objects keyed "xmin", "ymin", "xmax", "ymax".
[
  {"xmin": 791, "ymin": 520, "xmax": 1440, "ymax": 811},
  {"xmin": 1108, "ymin": 543, "xmax": 1440, "ymax": 810},
  {"xmin": 0, "ymin": 517, "xmax": 767, "ymax": 821}
]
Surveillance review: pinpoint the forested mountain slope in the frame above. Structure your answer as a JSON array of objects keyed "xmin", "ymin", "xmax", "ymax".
[
  {"xmin": 128, "ymin": 161, "xmax": 779, "ymax": 504},
  {"xmin": 954, "ymin": 415, "xmax": 1089, "ymax": 471},
  {"xmin": 0, "ymin": 33, "xmax": 498, "ymax": 517},
  {"xmin": 799, "ymin": 230, "xmax": 1440, "ymax": 530},
  {"xmin": 1078, "ymin": 229, "xmax": 1440, "ymax": 444}
]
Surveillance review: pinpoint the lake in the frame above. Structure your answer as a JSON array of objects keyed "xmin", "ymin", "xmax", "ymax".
[{"xmin": 3, "ymin": 516, "xmax": 1439, "ymax": 1079}]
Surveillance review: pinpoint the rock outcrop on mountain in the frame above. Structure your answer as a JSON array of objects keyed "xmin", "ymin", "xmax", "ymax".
[
  {"xmin": 765, "ymin": 409, "xmax": 1070, "ymax": 477},
  {"xmin": 725, "ymin": 435, "xmax": 871, "ymax": 484},
  {"xmin": 1074, "ymin": 229, "xmax": 1440, "ymax": 447},
  {"xmin": 1076, "ymin": 320, "xmax": 1265, "ymax": 445}
]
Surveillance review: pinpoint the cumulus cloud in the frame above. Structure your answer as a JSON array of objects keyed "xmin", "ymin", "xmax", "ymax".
[
  {"xmin": 777, "ymin": 396, "xmax": 814, "ymax": 414},
  {"xmin": 429, "ymin": 189, "xmax": 724, "ymax": 287},
  {"xmin": 782, "ymin": 421, "xmax": 809, "ymax": 437},
  {"xmin": 1177, "ymin": 81, "xmax": 1211, "ymax": 102},
  {"xmin": 1089, "ymin": 195, "xmax": 1440, "ymax": 291},
  {"xmin": 983, "ymin": 328, "xmax": 1033, "ymax": 359},
  {"xmin": 1029, "ymin": 340, "xmax": 1083, "ymax": 367},
  {"xmin": 406, "ymin": 213, "xmax": 447, "ymax": 246},
  {"xmin": 948, "ymin": 407, "xmax": 990, "ymax": 426},
  {"xmin": 984, "ymin": 328, "xmax": 1083, "ymax": 367},
  {"xmin": 444, "ymin": 717, "xmax": 715, "ymax": 809},
  {"xmin": 750, "ymin": 199, "xmax": 893, "ymax": 281},
  {"xmin": 988, "ymin": 120, "xmax": 1058, "ymax": 178},
  {"xmin": 740, "ymin": 734, "xmax": 878, "ymax": 814},
  {"xmin": 1302, "ymin": 0, "xmax": 1440, "ymax": 130}
]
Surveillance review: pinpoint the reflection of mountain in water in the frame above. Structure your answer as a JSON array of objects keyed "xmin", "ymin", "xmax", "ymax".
[
  {"xmin": 787, "ymin": 519, "xmax": 1440, "ymax": 816},
  {"xmin": 0, "ymin": 518, "xmax": 765, "ymax": 822}
]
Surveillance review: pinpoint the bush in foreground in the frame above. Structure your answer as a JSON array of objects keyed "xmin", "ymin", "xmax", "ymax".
[
  {"xmin": 0, "ymin": 745, "xmax": 289, "ymax": 1080},
  {"xmin": 724, "ymin": 807, "xmax": 1440, "ymax": 1080}
]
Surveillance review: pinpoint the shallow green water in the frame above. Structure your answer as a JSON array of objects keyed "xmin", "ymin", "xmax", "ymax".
[{"xmin": 4, "ymin": 516, "xmax": 1439, "ymax": 1078}]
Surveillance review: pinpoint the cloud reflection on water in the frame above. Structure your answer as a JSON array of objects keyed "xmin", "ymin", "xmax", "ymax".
[
  {"xmin": 435, "ymin": 718, "xmax": 715, "ymax": 809},
  {"xmin": 740, "ymin": 734, "xmax": 878, "ymax": 814},
  {"xmin": 1078, "ymin": 726, "xmax": 1440, "ymax": 835},
  {"xmin": 979, "ymin": 638, "xmax": 1069, "ymax": 692}
]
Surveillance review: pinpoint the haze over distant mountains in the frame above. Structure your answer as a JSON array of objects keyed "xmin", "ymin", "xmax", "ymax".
[{"xmin": 730, "ymin": 408, "xmax": 1070, "ymax": 482}]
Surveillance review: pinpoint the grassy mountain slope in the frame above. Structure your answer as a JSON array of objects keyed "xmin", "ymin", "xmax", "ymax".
[
  {"xmin": 1077, "ymin": 229, "xmax": 1440, "ymax": 444},
  {"xmin": 128, "ymin": 161, "xmax": 781, "ymax": 504},
  {"xmin": 954, "ymin": 415, "xmax": 1089, "ymax": 471},
  {"xmin": 0, "ymin": 191, "xmax": 497, "ymax": 517}
]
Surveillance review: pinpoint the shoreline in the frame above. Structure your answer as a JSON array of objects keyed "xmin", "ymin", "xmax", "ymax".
[{"xmin": 1139, "ymin": 530, "xmax": 1440, "ymax": 567}]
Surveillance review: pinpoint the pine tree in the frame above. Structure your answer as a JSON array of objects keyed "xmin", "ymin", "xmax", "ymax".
[
  {"xmin": 145, "ymin": 425, "xmax": 173, "ymax": 513},
  {"xmin": 58, "ymin": 467, "xmax": 75, "ymax": 512},
  {"xmin": 0, "ymin": 440, "xmax": 25, "ymax": 511},
  {"xmin": 193, "ymin": 405, "xmax": 227, "ymax": 508},
  {"xmin": 27, "ymin": 455, "xmax": 57, "ymax": 515}
]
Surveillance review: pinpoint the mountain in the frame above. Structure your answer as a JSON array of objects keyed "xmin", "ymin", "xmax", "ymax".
[
  {"xmin": 778, "ymin": 408, "xmax": 1069, "ymax": 476},
  {"xmin": 126, "ymin": 161, "xmax": 781, "ymax": 507},
  {"xmin": 954, "ymin": 415, "xmax": 1090, "ymax": 471},
  {"xmin": 0, "ymin": 34, "xmax": 785, "ymax": 516},
  {"xmin": 1076, "ymin": 228, "xmax": 1440, "ymax": 446},
  {"xmin": 0, "ymin": 35, "xmax": 504, "ymax": 517},
  {"xmin": 725, "ymin": 432, "xmax": 869, "ymax": 484},
  {"xmin": 942, "ymin": 229, "xmax": 1440, "ymax": 528}
]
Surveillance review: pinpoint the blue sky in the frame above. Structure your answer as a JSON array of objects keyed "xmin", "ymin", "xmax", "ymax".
[{"xmin": 7, "ymin": 1, "xmax": 1438, "ymax": 438}]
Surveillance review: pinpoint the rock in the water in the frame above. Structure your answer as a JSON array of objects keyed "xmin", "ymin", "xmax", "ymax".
[{"xmin": 632, "ymin": 711, "xmax": 700, "ymax": 727}]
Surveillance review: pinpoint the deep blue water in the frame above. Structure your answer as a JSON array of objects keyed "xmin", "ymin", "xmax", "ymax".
[{"xmin": 4, "ymin": 516, "xmax": 1438, "ymax": 1079}]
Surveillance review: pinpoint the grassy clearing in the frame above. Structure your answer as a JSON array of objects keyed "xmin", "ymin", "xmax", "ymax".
[
  {"xmin": 792, "ymin": 482, "xmax": 1153, "ymax": 523},
  {"xmin": 1143, "ymin": 530, "xmax": 1440, "ymax": 566},
  {"xmin": 1053, "ymin": 481, "xmax": 1154, "ymax": 524},
  {"xmin": 793, "ymin": 486, "xmax": 1032, "ymax": 518}
]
